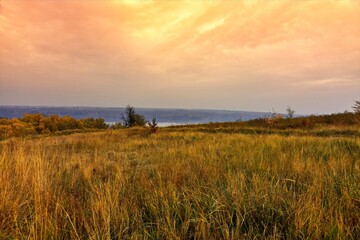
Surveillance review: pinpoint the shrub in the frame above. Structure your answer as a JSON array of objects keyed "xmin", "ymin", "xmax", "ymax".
[{"xmin": 147, "ymin": 116, "xmax": 158, "ymax": 133}]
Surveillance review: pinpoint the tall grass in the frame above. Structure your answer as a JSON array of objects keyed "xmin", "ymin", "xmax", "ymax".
[{"xmin": 0, "ymin": 129, "xmax": 359, "ymax": 239}]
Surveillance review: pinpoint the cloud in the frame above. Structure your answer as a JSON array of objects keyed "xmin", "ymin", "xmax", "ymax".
[
  {"xmin": 0, "ymin": 0, "xmax": 359, "ymax": 113},
  {"xmin": 295, "ymin": 78, "xmax": 358, "ymax": 88}
]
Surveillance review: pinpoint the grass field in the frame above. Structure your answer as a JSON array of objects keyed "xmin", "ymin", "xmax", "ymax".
[{"xmin": 1, "ymin": 124, "xmax": 359, "ymax": 239}]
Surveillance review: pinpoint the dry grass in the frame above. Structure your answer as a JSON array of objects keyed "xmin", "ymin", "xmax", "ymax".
[{"xmin": 0, "ymin": 128, "xmax": 359, "ymax": 239}]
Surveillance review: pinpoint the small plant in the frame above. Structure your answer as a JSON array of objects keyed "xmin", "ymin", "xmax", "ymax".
[{"xmin": 147, "ymin": 116, "xmax": 158, "ymax": 133}]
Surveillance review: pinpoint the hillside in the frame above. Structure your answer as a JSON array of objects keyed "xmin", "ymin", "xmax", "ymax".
[
  {"xmin": 0, "ymin": 113, "xmax": 359, "ymax": 239},
  {"xmin": 167, "ymin": 112, "xmax": 360, "ymax": 137}
]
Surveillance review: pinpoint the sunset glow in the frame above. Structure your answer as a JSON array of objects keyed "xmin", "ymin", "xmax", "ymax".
[{"xmin": 1, "ymin": 0, "xmax": 359, "ymax": 113}]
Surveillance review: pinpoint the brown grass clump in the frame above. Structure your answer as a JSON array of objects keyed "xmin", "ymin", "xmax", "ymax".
[{"xmin": 0, "ymin": 128, "xmax": 359, "ymax": 239}]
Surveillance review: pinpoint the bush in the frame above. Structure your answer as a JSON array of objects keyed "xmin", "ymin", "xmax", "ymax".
[{"xmin": 81, "ymin": 118, "xmax": 109, "ymax": 129}]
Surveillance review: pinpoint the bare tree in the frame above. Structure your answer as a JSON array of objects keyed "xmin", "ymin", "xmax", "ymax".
[
  {"xmin": 286, "ymin": 107, "xmax": 295, "ymax": 118},
  {"xmin": 352, "ymin": 100, "xmax": 360, "ymax": 113}
]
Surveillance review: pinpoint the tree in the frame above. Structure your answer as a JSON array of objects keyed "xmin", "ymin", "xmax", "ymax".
[
  {"xmin": 286, "ymin": 107, "xmax": 295, "ymax": 118},
  {"xmin": 122, "ymin": 105, "xmax": 146, "ymax": 127},
  {"xmin": 352, "ymin": 100, "xmax": 360, "ymax": 113}
]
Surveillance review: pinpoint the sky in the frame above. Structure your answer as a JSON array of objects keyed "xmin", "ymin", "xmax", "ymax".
[{"xmin": 0, "ymin": 0, "xmax": 359, "ymax": 114}]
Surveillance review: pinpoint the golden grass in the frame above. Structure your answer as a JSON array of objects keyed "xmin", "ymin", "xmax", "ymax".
[{"xmin": 0, "ymin": 128, "xmax": 359, "ymax": 239}]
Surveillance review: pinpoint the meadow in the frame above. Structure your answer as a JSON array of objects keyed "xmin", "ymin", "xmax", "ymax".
[{"xmin": 0, "ymin": 120, "xmax": 359, "ymax": 239}]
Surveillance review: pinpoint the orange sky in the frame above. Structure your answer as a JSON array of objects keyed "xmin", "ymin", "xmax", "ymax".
[{"xmin": 1, "ymin": 0, "xmax": 359, "ymax": 114}]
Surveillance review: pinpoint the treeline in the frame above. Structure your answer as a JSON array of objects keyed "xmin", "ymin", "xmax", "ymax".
[
  {"xmin": 0, "ymin": 113, "xmax": 108, "ymax": 139},
  {"xmin": 0, "ymin": 106, "xmax": 159, "ymax": 140}
]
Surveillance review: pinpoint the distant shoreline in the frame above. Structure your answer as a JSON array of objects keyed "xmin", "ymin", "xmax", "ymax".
[{"xmin": 0, "ymin": 106, "xmax": 268, "ymax": 125}]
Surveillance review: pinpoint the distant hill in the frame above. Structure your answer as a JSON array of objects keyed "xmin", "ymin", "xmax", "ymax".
[{"xmin": 0, "ymin": 106, "xmax": 268, "ymax": 125}]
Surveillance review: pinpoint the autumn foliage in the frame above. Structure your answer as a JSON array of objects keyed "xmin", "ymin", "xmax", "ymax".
[{"xmin": 0, "ymin": 113, "xmax": 108, "ymax": 139}]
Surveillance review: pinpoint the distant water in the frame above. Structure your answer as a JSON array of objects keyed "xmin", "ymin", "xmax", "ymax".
[
  {"xmin": 106, "ymin": 121, "xmax": 181, "ymax": 127},
  {"xmin": 157, "ymin": 122, "xmax": 182, "ymax": 127},
  {"xmin": 0, "ymin": 106, "xmax": 268, "ymax": 125}
]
